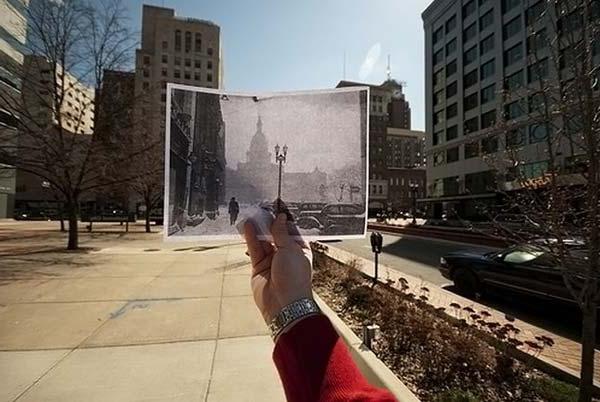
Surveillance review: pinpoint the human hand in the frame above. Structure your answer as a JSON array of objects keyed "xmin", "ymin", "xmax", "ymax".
[{"xmin": 244, "ymin": 213, "xmax": 312, "ymax": 323}]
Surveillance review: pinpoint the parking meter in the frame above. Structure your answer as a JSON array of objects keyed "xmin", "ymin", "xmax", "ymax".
[{"xmin": 370, "ymin": 232, "xmax": 383, "ymax": 282}]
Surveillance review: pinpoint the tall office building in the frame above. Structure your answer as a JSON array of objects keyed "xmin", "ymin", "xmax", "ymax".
[
  {"xmin": 135, "ymin": 5, "xmax": 221, "ymax": 146},
  {"xmin": 337, "ymin": 79, "xmax": 424, "ymax": 212},
  {"xmin": 0, "ymin": 0, "xmax": 29, "ymax": 218},
  {"xmin": 422, "ymin": 0, "xmax": 599, "ymax": 219}
]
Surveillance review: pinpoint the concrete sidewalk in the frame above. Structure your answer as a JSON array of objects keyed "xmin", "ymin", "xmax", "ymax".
[{"xmin": 0, "ymin": 239, "xmax": 284, "ymax": 401}]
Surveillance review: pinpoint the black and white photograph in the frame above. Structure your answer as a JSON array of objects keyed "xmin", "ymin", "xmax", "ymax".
[{"xmin": 164, "ymin": 85, "xmax": 368, "ymax": 240}]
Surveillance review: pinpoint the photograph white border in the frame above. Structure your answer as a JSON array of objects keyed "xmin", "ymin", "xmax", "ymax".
[{"xmin": 163, "ymin": 84, "xmax": 370, "ymax": 242}]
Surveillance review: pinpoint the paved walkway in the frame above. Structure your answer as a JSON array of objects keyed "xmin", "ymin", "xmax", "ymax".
[
  {"xmin": 0, "ymin": 224, "xmax": 284, "ymax": 402},
  {"xmin": 323, "ymin": 243, "xmax": 600, "ymax": 385}
]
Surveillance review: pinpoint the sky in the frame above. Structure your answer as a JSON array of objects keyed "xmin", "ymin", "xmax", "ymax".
[
  {"xmin": 126, "ymin": 0, "xmax": 430, "ymax": 130},
  {"xmin": 219, "ymin": 89, "xmax": 364, "ymax": 173}
]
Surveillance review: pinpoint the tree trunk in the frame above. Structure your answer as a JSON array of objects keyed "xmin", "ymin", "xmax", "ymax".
[
  {"xmin": 579, "ymin": 302, "xmax": 597, "ymax": 402},
  {"xmin": 66, "ymin": 202, "xmax": 79, "ymax": 250},
  {"xmin": 144, "ymin": 199, "xmax": 151, "ymax": 233}
]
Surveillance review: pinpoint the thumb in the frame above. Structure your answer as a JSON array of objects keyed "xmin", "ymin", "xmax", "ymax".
[{"xmin": 271, "ymin": 213, "xmax": 293, "ymax": 248}]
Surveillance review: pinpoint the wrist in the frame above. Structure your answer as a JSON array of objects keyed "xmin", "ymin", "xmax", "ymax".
[{"xmin": 268, "ymin": 297, "xmax": 321, "ymax": 341}]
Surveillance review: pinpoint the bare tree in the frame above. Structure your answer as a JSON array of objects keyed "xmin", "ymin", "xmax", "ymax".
[
  {"xmin": 469, "ymin": 1, "xmax": 599, "ymax": 400},
  {"xmin": 0, "ymin": 0, "xmax": 138, "ymax": 249}
]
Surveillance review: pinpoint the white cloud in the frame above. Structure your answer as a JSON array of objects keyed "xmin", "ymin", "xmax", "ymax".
[{"xmin": 358, "ymin": 43, "xmax": 381, "ymax": 81}]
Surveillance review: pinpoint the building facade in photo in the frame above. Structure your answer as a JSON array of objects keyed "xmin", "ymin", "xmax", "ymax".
[
  {"xmin": 337, "ymin": 79, "xmax": 423, "ymax": 213},
  {"xmin": 422, "ymin": 0, "xmax": 600, "ymax": 219},
  {"xmin": 0, "ymin": 0, "xmax": 29, "ymax": 218}
]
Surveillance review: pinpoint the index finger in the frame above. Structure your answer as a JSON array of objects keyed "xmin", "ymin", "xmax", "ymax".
[{"xmin": 244, "ymin": 220, "xmax": 273, "ymax": 267}]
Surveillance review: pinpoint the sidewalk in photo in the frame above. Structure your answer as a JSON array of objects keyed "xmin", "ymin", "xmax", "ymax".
[
  {"xmin": 321, "ymin": 243, "xmax": 600, "ymax": 386},
  {"xmin": 0, "ymin": 236, "xmax": 285, "ymax": 402}
]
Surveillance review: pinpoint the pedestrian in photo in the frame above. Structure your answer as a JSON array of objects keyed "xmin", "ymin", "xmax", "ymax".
[{"xmin": 229, "ymin": 197, "xmax": 240, "ymax": 225}]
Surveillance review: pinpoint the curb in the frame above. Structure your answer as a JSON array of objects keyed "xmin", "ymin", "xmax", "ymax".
[{"xmin": 314, "ymin": 293, "xmax": 421, "ymax": 402}]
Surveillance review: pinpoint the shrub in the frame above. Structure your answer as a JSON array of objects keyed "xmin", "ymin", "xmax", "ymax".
[
  {"xmin": 526, "ymin": 377, "xmax": 578, "ymax": 402},
  {"xmin": 434, "ymin": 389, "xmax": 481, "ymax": 402}
]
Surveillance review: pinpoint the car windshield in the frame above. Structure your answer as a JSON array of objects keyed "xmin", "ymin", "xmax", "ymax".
[{"xmin": 502, "ymin": 246, "xmax": 547, "ymax": 264}]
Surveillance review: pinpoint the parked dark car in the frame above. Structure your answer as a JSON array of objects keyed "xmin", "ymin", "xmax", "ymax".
[
  {"xmin": 296, "ymin": 202, "xmax": 327, "ymax": 229},
  {"xmin": 320, "ymin": 203, "xmax": 365, "ymax": 235},
  {"xmin": 439, "ymin": 240, "xmax": 587, "ymax": 303}
]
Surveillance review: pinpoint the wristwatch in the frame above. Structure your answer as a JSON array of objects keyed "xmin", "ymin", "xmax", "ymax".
[{"xmin": 269, "ymin": 298, "xmax": 321, "ymax": 340}]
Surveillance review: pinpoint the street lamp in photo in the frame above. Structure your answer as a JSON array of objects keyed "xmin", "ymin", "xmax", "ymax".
[
  {"xmin": 409, "ymin": 181, "xmax": 419, "ymax": 225},
  {"xmin": 274, "ymin": 144, "xmax": 288, "ymax": 213}
]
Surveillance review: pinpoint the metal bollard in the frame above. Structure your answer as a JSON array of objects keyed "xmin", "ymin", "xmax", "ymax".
[{"xmin": 362, "ymin": 324, "xmax": 380, "ymax": 350}]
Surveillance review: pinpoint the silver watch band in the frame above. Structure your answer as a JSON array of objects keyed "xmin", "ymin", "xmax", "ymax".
[{"xmin": 268, "ymin": 298, "xmax": 320, "ymax": 339}]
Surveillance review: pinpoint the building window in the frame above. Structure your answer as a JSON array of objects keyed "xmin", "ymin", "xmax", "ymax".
[
  {"xmin": 463, "ymin": 22, "xmax": 477, "ymax": 43},
  {"xmin": 175, "ymin": 57, "xmax": 181, "ymax": 66},
  {"xmin": 463, "ymin": 0, "xmax": 476, "ymax": 19},
  {"xmin": 480, "ymin": 34, "xmax": 494, "ymax": 55},
  {"xmin": 528, "ymin": 58, "xmax": 548, "ymax": 82},
  {"xmin": 529, "ymin": 124, "xmax": 551, "ymax": 143},
  {"xmin": 143, "ymin": 55, "xmax": 150, "ymax": 65},
  {"xmin": 528, "ymin": 92, "xmax": 545, "ymax": 114},
  {"xmin": 433, "ymin": 130, "xmax": 444, "ymax": 146},
  {"xmin": 185, "ymin": 31, "xmax": 192, "ymax": 52},
  {"xmin": 184, "ymin": 71, "xmax": 190, "ymax": 79},
  {"xmin": 207, "ymin": 60, "xmax": 213, "ymax": 69},
  {"xmin": 480, "ymin": 9, "xmax": 494, "ymax": 31},
  {"xmin": 481, "ymin": 110, "xmax": 497, "ymax": 129},
  {"xmin": 465, "ymin": 141, "xmax": 480, "ymax": 158},
  {"xmin": 502, "ymin": 0, "xmax": 520, "ymax": 14},
  {"xmin": 142, "ymin": 69, "xmax": 149, "ymax": 78},
  {"xmin": 446, "ymin": 38, "xmax": 457, "ymax": 56},
  {"xmin": 446, "ymin": 146, "xmax": 459, "ymax": 163},
  {"xmin": 480, "ymin": 83, "xmax": 496, "ymax": 104},
  {"xmin": 446, "ymin": 60, "xmax": 457, "ymax": 77},
  {"xmin": 464, "ymin": 92, "xmax": 478, "ymax": 111},
  {"xmin": 175, "ymin": 30, "xmax": 182, "ymax": 51},
  {"xmin": 466, "ymin": 171, "xmax": 496, "ymax": 194},
  {"xmin": 433, "ymin": 26, "xmax": 444, "ymax": 44},
  {"xmin": 207, "ymin": 73, "xmax": 213, "ymax": 82},
  {"xmin": 433, "ymin": 88, "xmax": 445, "ymax": 106},
  {"xmin": 446, "ymin": 81, "xmax": 457, "ymax": 98},
  {"xmin": 433, "ymin": 48, "xmax": 444, "ymax": 65},
  {"xmin": 520, "ymin": 160, "xmax": 549, "ymax": 179},
  {"xmin": 443, "ymin": 176, "xmax": 460, "ymax": 196},
  {"xmin": 464, "ymin": 45, "xmax": 477, "ymax": 65},
  {"xmin": 465, "ymin": 116, "xmax": 479, "ymax": 134},
  {"xmin": 505, "ymin": 100, "xmax": 523, "ymax": 119},
  {"xmin": 142, "ymin": 81, "xmax": 149, "ymax": 90},
  {"xmin": 161, "ymin": 68, "xmax": 167, "ymax": 77},
  {"xmin": 433, "ymin": 68, "xmax": 445, "ymax": 87},
  {"xmin": 162, "ymin": 41, "xmax": 168, "ymax": 50},
  {"xmin": 174, "ymin": 70, "xmax": 181, "ymax": 79},
  {"xmin": 446, "ymin": 125, "xmax": 458, "ymax": 140},
  {"xmin": 194, "ymin": 73, "xmax": 201, "ymax": 81},
  {"xmin": 185, "ymin": 58, "xmax": 191, "ymax": 67},
  {"xmin": 482, "ymin": 136, "xmax": 499, "ymax": 153},
  {"xmin": 195, "ymin": 59, "xmax": 201, "ymax": 68},
  {"xmin": 527, "ymin": 28, "xmax": 547, "ymax": 54},
  {"xmin": 526, "ymin": 1, "xmax": 546, "ymax": 25},
  {"xmin": 446, "ymin": 103, "xmax": 458, "ymax": 118},
  {"xmin": 434, "ymin": 151, "xmax": 445, "ymax": 166},
  {"xmin": 445, "ymin": 15, "xmax": 457, "ymax": 33},
  {"xmin": 504, "ymin": 43, "xmax": 523, "ymax": 67},
  {"xmin": 207, "ymin": 48, "xmax": 214, "ymax": 56},
  {"xmin": 505, "ymin": 69, "xmax": 524, "ymax": 91},
  {"xmin": 506, "ymin": 127, "xmax": 525, "ymax": 148},
  {"xmin": 557, "ymin": 10, "xmax": 583, "ymax": 35},
  {"xmin": 162, "ymin": 54, "xmax": 168, "ymax": 63},
  {"xmin": 434, "ymin": 110, "xmax": 445, "ymax": 125},
  {"xmin": 195, "ymin": 33, "xmax": 202, "ymax": 52},
  {"xmin": 503, "ymin": 16, "xmax": 522, "ymax": 41},
  {"xmin": 480, "ymin": 59, "xmax": 495, "ymax": 80},
  {"xmin": 464, "ymin": 69, "xmax": 478, "ymax": 89}
]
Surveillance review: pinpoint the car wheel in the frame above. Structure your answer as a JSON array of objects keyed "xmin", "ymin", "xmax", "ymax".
[{"xmin": 453, "ymin": 268, "xmax": 480, "ymax": 299}]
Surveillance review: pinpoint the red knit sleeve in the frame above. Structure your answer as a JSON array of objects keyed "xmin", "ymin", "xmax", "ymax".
[{"xmin": 273, "ymin": 314, "xmax": 397, "ymax": 402}]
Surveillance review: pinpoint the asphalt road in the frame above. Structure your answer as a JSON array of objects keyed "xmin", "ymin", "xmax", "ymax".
[{"xmin": 335, "ymin": 231, "xmax": 588, "ymax": 343}]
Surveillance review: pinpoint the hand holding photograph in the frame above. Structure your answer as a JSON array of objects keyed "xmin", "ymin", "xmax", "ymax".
[{"xmin": 164, "ymin": 85, "xmax": 369, "ymax": 241}]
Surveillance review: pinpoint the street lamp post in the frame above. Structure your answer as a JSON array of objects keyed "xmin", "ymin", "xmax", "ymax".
[
  {"xmin": 409, "ymin": 181, "xmax": 419, "ymax": 225},
  {"xmin": 274, "ymin": 144, "xmax": 288, "ymax": 213}
]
